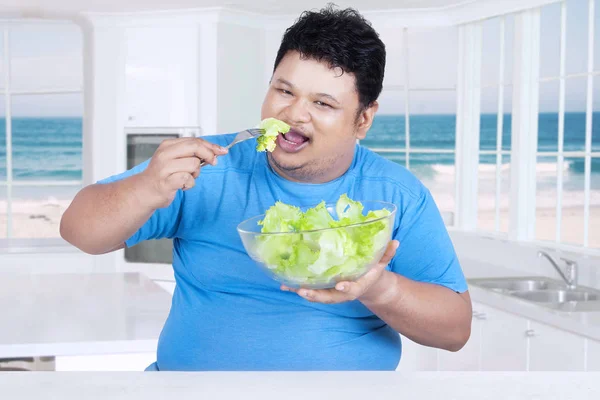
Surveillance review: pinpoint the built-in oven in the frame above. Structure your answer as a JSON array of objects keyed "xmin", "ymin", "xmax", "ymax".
[{"xmin": 123, "ymin": 127, "xmax": 201, "ymax": 264}]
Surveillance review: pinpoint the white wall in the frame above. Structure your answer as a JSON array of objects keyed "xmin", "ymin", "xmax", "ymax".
[{"xmin": 217, "ymin": 22, "xmax": 266, "ymax": 133}]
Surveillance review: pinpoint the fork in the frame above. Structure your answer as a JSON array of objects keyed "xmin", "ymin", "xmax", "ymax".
[{"xmin": 199, "ymin": 128, "xmax": 265, "ymax": 167}]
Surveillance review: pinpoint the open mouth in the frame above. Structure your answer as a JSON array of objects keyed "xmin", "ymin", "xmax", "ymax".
[
  {"xmin": 276, "ymin": 128, "xmax": 310, "ymax": 153},
  {"xmin": 282, "ymin": 129, "xmax": 310, "ymax": 145}
]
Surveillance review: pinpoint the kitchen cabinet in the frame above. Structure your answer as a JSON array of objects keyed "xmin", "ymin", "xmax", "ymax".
[
  {"xmin": 437, "ymin": 302, "xmax": 484, "ymax": 371},
  {"xmin": 396, "ymin": 335, "xmax": 437, "ymax": 371},
  {"xmin": 154, "ymin": 280, "xmax": 176, "ymax": 295},
  {"xmin": 433, "ymin": 302, "xmax": 589, "ymax": 372},
  {"xmin": 55, "ymin": 353, "xmax": 156, "ymax": 371},
  {"xmin": 124, "ymin": 26, "xmax": 199, "ymax": 127},
  {"xmin": 585, "ymin": 338, "xmax": 600, "ymax": 371},
  {"xmin": 478, "ymin": 304, "xmax": 528, "ymax": 371},
  {"xmin": 527, "ymin": 321, "xmax": 585, "ymax": 371}
]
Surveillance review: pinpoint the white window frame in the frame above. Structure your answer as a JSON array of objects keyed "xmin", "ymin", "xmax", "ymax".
[
  {"xmin": 1, "ymin": 22, "xmax": 84, "ymax": 241},
  {"xmin": 533, "ymin": 0, "xmax": 599, "ymax": 249},
  {"xmin": 365, "ymin": 27, "xmax": 459, "ymax": 227},
  {"xmin": 478, "ymin": 15, "xmax": 512, "ymax": 235},
  {"xmin": 462, "ymin": 1, "xmax": 600, "ymax": 255}
]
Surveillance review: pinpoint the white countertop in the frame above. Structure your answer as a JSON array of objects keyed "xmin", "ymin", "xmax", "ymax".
[
  {"xmin": 462, "ymin": 258, "xmax": 600, "ymax": 341},
  {"xmin": 1, "ymin": 372, "xmax": 599, "ymax": 399},
  {"xmin": 0, "ymin": 272, "xmax": 172, "ymax": 358},
  {"xmin": 2, "ymin": 259, "xmax": 600, "ymax": 361}
]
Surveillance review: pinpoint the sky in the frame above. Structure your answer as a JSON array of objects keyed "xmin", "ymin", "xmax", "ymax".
[{"xmin": 0, "ymin": 0, "xmax": 599, "ymax": 117}]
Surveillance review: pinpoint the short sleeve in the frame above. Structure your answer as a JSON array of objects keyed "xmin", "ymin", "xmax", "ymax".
[
  {"xmin": 96, "ymin": 160, "xmax": 184, "ymax": 248},
  {"xmin": 390, "ymin": 189, "xmax": 468, "ymax": 293}
]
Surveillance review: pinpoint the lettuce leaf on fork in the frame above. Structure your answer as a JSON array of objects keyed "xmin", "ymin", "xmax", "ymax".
[{"xmin": 256, "ymin": 118, "xmax": 290, "ymax": 152}]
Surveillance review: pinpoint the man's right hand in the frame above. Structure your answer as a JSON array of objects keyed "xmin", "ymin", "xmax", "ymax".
[{"xmin": 137, "ymin": 137, "xmax": 229, "ymax": 209}]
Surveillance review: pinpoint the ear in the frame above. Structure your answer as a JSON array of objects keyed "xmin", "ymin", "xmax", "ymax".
[{"xmin": 355, "ymin": 101, "xmax": 379, "ymax": 140}]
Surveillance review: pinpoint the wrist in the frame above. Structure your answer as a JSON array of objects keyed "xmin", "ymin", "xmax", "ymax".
[
  {"xmin": 129, "ymin": 173, "xmax": 164, "ymax": 212},
  {"xmin": 359, "ymin": 270, "xmax": 401, "ymax": 306}
]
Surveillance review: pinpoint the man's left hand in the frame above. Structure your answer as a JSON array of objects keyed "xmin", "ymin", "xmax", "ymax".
[{"xmin": 281, "ymin": 240, "xmax": 399, "ymax": 304}]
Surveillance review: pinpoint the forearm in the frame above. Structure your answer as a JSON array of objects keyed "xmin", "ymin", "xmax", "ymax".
[
  {"xmin": 60, "ymin": 174, "xmax": 156, "ymax": 255},
  {"xmin": 360, "ymin": 271, "xmax": 472, "ymax": 352}
]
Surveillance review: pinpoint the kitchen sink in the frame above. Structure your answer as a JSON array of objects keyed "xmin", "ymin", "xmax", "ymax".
[
  {"xmin": 511, "ymin": 289, "xmax": 599, "ymax": 303},
  {"xmin": 468, "ymin": 276, "xmax": 600, "ymax": 312},
  {"xmin": 472, "ymin": 278, "xmax": 560, "ymax": 292}
]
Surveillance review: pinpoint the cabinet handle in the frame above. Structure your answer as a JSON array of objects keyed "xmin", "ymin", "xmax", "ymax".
[
  {"xmin": 475, "ymin": 313, "xmax": 487, "ymax": 320},
  {"xmin": 525, "ymin": 329, "xmax": 537, "ymax": 337}
]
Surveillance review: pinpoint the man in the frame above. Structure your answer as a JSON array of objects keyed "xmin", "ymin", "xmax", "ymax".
[{"xmin": 61, "ymin": 5, "xmax": 472, "ymax": 371}]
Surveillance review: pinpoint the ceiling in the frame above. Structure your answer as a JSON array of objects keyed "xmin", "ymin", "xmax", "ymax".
[{"xmin": 0, "ymin": 0, "xmax": 477, "ymax": 17}]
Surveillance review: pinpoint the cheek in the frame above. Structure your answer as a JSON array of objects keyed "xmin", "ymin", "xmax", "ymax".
[{"xmin": 313, "ymin": 113, "xmax": 354, "ymax": 145}]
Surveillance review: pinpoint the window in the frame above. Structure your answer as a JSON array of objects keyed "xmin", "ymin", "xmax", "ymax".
[
  {"xmin": 477, "ymin": 14, "xmax": 515, "ymax": 235},
  {"xmin": 535, "ymin": 0, "xmax": 600, "ymax": 249},
  {"xmin": 0, "ymin": 22, "xmax": 83, "ymax": 240},
  {"xmin": 361, "ymin": 26, "xmax": 458, "ymax": 226}
]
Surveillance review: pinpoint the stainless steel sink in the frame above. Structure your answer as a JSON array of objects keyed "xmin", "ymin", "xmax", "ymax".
[
  {"xmin": 468, "ymin": 276, "xmax": 600, "ymax": 312},
  {"xmin": 511, "ymin": 289, "xmax": 599, "ymax": 303},
  {"xmin": 472, "ymin": 278, "xmax": 560, "ymax": 292}
]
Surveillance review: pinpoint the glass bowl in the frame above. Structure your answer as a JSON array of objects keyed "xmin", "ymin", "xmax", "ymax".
[{"xmin": 237, "ymin": 201, "xmax": 396, "ymax": 289}]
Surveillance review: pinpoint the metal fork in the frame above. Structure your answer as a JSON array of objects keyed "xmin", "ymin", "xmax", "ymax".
[{"xmin": 199, "ymin": 128, "xmax": 264, "ymax": 167}]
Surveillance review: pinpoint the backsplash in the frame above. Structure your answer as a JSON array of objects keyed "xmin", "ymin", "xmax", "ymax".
[{"xmin": 449, "ymin": 231, "xmax": 600, "ymax": 290}]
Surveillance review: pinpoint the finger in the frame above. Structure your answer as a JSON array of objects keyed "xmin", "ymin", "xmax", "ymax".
[
  {"xmin": 181, "ymin": 175, "xmax": 196, "ymax": 191},
  {"xmin": 296, "ymin": 287, "xmax": 351, "ymax": 304},
  {"xmin": 379, "ymin": 240, "xmax": 399, "ymax": 266},
  {"xmin": 162, "ymin": 157, "xmax": 201, "ymax": 176},
  {"xmin": 165, "ymin": 172, "xmax": 195, "ymax": 191},
  {"xmin": 160, "ymin": 139, "xmax": 227, "ymax": 164}
]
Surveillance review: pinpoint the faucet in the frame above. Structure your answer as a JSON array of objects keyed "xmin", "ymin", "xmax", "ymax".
[{"xmin": 537, "ymin": 250, "xmax": 578, "ymax": 289}]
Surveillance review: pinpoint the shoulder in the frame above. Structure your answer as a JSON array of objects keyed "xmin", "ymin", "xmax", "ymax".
[{"xmin": 353, "ymin": 144, "xmax": 428, "ymax": 201}]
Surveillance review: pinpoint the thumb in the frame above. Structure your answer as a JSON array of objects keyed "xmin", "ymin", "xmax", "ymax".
[{"xmin": 379, "ymin": 240, "xmax": 399, "ymax": 266}]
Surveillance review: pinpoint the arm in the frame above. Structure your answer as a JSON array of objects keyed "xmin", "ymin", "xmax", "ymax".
[
  {"xmin": 282, "ymin": 241, "xmax": 472, "ymax": 352},
  {"xmin": 359, "ymin": 270, "xmax": 472, "ymax": 352},
  {"xmin": 60, "ymin": 174, "xmax": 157, "ymax": 255},
  {"xmin": 281, "ymin": 189, "xmax": 472, "ymax": 352},
  {"xmin": 60, "ymin": 137, "xmax": 228, "ymax": 255}
]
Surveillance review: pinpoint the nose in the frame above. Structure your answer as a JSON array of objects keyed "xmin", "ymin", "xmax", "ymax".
[{"xmin": 284, "ymin": 98, "xmax": 310, "ymax": 125}]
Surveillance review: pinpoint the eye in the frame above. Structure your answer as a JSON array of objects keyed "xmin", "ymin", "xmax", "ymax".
[
  {"xmin": 277, "ymin": 88, "xmax": 292, "ymax": 96},
  {"xmin": 315, "ymin": 101, "xmax": 332, "ymax": 108}
]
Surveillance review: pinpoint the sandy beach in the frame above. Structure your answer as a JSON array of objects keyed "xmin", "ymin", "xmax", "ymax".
[
  {"xmin": 1, "ymin": 193, "xmax": 598, "ymax": 249},
  {"xmin": 0, "ymin": 198, "xmax": 72, "ymax": 239},
  {"xmin": 477, "ymin": 206, "xmax": 600, "ymax": 248}
]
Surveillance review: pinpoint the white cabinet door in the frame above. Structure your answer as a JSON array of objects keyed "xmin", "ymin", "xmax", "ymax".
[
  {"xmin": 479, "ymin": 304, "xmax": 528, "ymax": 371},
  {"xmin": 154, "ymin": 280, "xmax": 176, "ymax": 295},
  {"xmin": 396, "ymin": 335, "xmax": 437, "ymax": 371},
  {"xmin": 586, "ymin": 339, "xmax": 600, "ymax": 371},
  {"xmin": 528, "ymin": 321, "xmax": 585, "ymax": 371},
  {"xmin": 124, "ymin": 26, "xmax": 199, "ymax": 127},
  {"xmin": 437, "ymin": 303, "xmax": 483, "ymax": 371},
  {"xmin": 55, "ymin": 353, "xmax": 156, "ymax": 371}
]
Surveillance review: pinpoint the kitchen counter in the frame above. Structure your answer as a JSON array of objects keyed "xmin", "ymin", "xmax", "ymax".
[
  {"xmin": 0, "ymin": 272, "xmax": 171, "ymax": 358},
  {"xmin": 1, "ymin": 371, "xmax": 598, "ymax": 399},
  {"xmin": 461, "ymin": 258, "xmax": 600, "ymax": 341}
]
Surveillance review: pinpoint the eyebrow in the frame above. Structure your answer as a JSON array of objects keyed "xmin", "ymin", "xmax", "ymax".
[{"xmin": 275, "ymin": 78, "xmax": 341, "ymax": 106}]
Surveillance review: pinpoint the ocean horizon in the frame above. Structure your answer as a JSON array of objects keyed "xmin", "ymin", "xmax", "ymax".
[{"xmin": 0, "ymin": 113, "xmax": 599, "ymax": 203}]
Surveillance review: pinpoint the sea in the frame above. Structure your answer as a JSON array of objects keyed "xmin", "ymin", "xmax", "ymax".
[{"xmin": 0, "ymin": 114, "xmax": 599, "ymax": 205}]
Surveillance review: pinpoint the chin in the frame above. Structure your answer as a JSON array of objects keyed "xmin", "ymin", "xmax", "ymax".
[{"xmin": 269, "ymin": 150, "xmax": 307, "ymax": 172}]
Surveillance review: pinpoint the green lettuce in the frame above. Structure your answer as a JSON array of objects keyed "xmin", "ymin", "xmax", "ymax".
[
  {"xmin": 256, "ymin": 118, "xmax": 290, "ymax": 152},
  {"xmin": 254, "ymin": 194, "xmax": 392, "ymax": 285}
]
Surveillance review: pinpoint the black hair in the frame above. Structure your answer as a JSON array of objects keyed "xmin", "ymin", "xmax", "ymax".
[{"xmin": 273, "ymin": 3, "xmax": 386, "ymax": 111}]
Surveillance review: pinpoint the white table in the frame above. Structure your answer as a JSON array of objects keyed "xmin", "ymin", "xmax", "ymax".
[
  {"xmin": 1, "ymin": 372, "xmax": 599, "ymax": 399},
  {"xmin": 0, "ymin": 272, "xmax": 172, "ymax": 359}
]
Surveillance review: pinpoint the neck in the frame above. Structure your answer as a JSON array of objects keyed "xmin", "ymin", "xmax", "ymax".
[{"xmin": 267, "ymin": 150, "xmax": 355, "ymax": 184}]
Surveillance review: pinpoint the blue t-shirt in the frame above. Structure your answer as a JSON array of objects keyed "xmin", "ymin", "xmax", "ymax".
[{"xmin": 98, "ymin": 133, "xmax": 467, "ymax": 371}]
